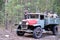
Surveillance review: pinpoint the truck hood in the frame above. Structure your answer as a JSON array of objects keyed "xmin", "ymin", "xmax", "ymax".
[{"xmin": 22, "ymin": 19, "xmax": 38, "ymax": 25}]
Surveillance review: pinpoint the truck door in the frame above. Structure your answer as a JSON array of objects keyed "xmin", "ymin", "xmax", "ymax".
[{"xmin": 39, "ymin": 15, "xmax": 44, "ymax": 28}]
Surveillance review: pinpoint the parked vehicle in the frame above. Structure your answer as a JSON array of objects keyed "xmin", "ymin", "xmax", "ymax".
[{"xmin": 16, "ymin": 13, "xmax": 59, "ymax": 39}]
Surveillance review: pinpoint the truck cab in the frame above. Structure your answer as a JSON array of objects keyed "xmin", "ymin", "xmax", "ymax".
[{"xmin": 16, "ymin": 13, "xmax": 59, "ymax": 39}]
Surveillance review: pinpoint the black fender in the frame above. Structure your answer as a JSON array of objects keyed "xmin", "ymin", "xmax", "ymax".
[
  {"xmin": 28, "ymin": 25, "xmax": 41, "ymax": 30},
  {"xmin": 34, "ymin": 25, "xmax": 41, "ymax": 30},
  {"xmin": 17, "ymin": 25, "xmax": 21, "ymax": 29}
]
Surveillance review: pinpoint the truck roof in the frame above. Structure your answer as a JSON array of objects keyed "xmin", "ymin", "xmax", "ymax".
[{"xmin": 27, "ymin": 13, "xmax": 44, "ymax": 15}]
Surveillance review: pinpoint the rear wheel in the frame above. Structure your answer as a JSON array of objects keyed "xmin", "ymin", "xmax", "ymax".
[
  {"xmin": 52, "ymin": 26, "xmax": 58, "ymax": 35},
  {"xmin": 33, "ymin": 27, "xmax": 42, "ymax": 39}
]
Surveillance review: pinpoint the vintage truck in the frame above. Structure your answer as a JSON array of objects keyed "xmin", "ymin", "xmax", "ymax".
[{"xmin": 16, "ymin": 13, "xmax": 59, "ymax": 39}]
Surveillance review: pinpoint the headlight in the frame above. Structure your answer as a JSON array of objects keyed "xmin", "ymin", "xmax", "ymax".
[
  {"xmin": 19, "ymin": 22, "xmax": 22, "ymax": 24},
  {"xmin": 26, "ymin": 22, "xmax": 29, "ymax": 25}
]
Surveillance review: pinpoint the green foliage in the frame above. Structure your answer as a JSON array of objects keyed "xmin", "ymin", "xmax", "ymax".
[
  {"xmin": 0, "ymin": 0, "xmax": 4, "ymax": 24},
  {"xmin": 0, "ymin": 0, "xmax": 4, "ymax": 11},
  {"xmin": 0, "ymin": 11, "xmax": 4, "ymax": 24},
  {"xmin": 5, "ymin": 0, "xmax": 60, "ymax": 22},
  {"xmin": 0, "ymin": 0, "xmax": 60, "ymax": 24},
  {"xmin": 53, "ymin": 0, "xmax": 60, "ymax": 15}
]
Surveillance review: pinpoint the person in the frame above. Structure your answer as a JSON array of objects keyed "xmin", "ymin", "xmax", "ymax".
[
  {"xmin": 47, "ymin": 12, "xmax": 53, "ymax": 18},
  {"xmin": 24, "ymin": 9, "xmax": 29, "ymax": 19},
  {"xmin": 53, "ymin": 13, "xmax": 58, "ymax": 23},
  {"xmin": 47, "ymin": 11, "xmax": 56, "ymax": 18},
  {"xmin": 44, "ymin": 11, "xmax": 49, "ymax": 17},
  {"xmin": 53, "ymin": 13, "xmax": 58, "ymax": 18}
]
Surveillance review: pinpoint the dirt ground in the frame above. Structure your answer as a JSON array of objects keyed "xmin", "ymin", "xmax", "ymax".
[{"xmin": 0, "ymin": 25, "xmax": 60, "ymax": 40}]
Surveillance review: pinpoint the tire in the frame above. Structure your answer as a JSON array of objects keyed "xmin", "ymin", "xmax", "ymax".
[
  {"xmin": 17, "ymin": 31, "xmax": 25, "ymax": 36},
  {"xmin": 16, "ymin": 25, "xmax": 25, "ymax": 36},
  {"xmin": 33, "ymin": 27, "xmax": 43, "ymax": 39},
  {"xmin": 52, "ymin": 26, "xmax": 58, "ymax": 35}
]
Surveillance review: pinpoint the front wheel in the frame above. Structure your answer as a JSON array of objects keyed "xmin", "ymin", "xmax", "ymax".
[
  {"xmin": 17, "ymin": 31, "xmax": 25, "ymax": 36},
  {"xmin": 33, "ymin": 27, "xmax": 43, "ymax": 39},
  {"xmin": 16, "ymin": 25, "xmax": 25, "ymax": 36},
  {"xmin": 52, "ymin": 26, "xmax": 58, "ymax": 35}
]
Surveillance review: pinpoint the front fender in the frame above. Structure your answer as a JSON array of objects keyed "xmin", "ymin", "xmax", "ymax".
[
  {"xmin": 17, "ymin": 25, "xmax": 21, "ymax": 29},
  {"xmin": 33, "ymin": 24, "xmax": 41, "ymax": 26},
  {"xmin": 33, "ymin": 24, "xmax": 44, "ymax": 28}
]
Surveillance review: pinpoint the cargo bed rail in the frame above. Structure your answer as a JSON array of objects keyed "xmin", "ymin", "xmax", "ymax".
[{"xmin": 45, "ymin": 18, "xmax": 60, "ymax": 25}]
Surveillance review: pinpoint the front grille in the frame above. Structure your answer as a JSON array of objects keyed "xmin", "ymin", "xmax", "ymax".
[
  {"xmin": 21, "ymin": 21, "xmax": 27, "ymax": 29},
  {"xmin": 22, "ymin": 21, "xmax": 26, "ymax": 25},
  {"xmin": 21, "ymin": 25, "xmax": 27, "ymax": 29}
]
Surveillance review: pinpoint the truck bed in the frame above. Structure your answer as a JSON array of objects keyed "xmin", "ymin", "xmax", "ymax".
[{"xmin": 45, "ymin": 18, "xmax": 60, "ymax": 25}]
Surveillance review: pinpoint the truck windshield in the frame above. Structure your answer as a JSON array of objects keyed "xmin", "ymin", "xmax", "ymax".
[{"xmin": 27, "ymin": 14, "xmax": 39, "ymax": 19}]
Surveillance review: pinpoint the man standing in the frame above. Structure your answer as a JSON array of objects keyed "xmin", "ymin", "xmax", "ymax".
[{"xmin": 24, "ymin": 9, "xmax": 29, "ymax": 19}]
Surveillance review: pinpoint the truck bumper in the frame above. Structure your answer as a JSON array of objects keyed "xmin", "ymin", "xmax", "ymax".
[{"xmin": 17, "ymin": 29, "xmax": 33, "ymax": 33}]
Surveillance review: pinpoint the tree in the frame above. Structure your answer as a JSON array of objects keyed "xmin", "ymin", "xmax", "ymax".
[
  {"xmin": 0, "ymin": 0, "xmax": 5, "ymax": 11},
  {"xmin": 5, "ymin": 0, "xmax": 59, "ymax": 23},
  {"xmin": 55, "ymin": 0, "xmax": 60, "ymax": 14}
]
